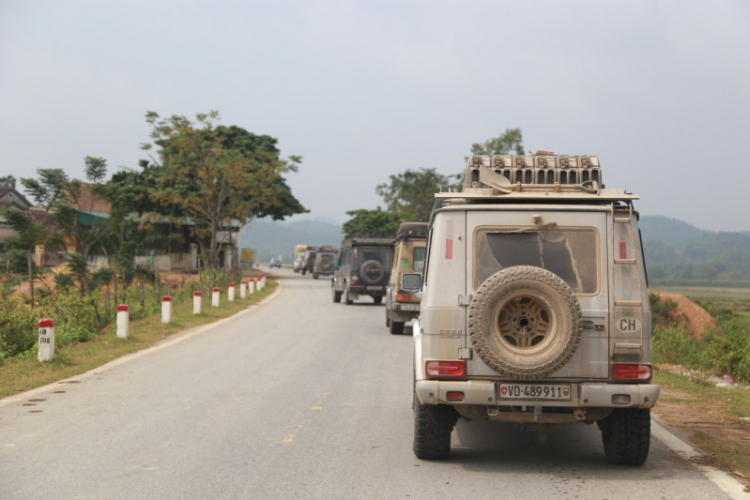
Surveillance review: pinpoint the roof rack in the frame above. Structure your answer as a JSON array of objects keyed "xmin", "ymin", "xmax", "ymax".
[{"xmin": 463, "ymin": 154, "xmax": 602, "ymax": 195}]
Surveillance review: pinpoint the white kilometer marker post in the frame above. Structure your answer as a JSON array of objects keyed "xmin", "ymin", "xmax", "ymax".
[
  {"xmin": 212, "ymin": 287, "xmax": 220, "ymax": 308},
  {"xmin": 248, "ymin": 278, "xmax": 255, "ymax": 295},
  {"xmin": 228, "ymin": 282, "xmax": 235, "ymax": 302},
  {"xmin": 193, "ymin": 291, "xmax": 202, "ymax": 314},
  {"xmin": 161, "ymin": 295, "xmax": 172, "ymax": 324},
  {"xmin": 37, "ymin": 318, "xmax": 55, "ymax": 362},
  {"xmin": 116, "ymin": 304, "xmax": 129, "ymax": 339},
  {"xmin": 239, "ymin": 280, "xmax": 246, "ymax": 299}
]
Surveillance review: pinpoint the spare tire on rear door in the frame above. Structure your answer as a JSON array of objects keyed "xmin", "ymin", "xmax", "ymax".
[
  {"xmin": 359, "ymin": 259, "xmax": 385, "ymax": 285},
  {"xmin": 467, "ymin": 265, "xmax": 582, "ymax": 378}
]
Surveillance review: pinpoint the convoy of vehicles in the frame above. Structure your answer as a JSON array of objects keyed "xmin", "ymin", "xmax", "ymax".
[{"xmin": 292, "ymin": 151, "xmax": 656, "ymax": 466}]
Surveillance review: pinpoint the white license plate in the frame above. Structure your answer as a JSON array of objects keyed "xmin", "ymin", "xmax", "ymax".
[
  {"xmin": 499, "ymin": 384, "xmax": 571, "ymax": 401},
  {"xmin": 367, "ymin": 286, "xmax": 382, "ymax": 290},
  {"xmin": 399, "ymin": 304, "xmax": 419, "ymax": 311}
]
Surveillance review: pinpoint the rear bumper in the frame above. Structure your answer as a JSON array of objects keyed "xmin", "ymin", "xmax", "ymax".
[{"xmin": 415, "ymin": 380, "xmax": 659, "ymax": 409}]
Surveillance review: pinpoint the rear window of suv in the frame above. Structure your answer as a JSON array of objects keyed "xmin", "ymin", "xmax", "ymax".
[{"xmin": 474, "ymin": 227, "xmax": 599, "ymax": 294}]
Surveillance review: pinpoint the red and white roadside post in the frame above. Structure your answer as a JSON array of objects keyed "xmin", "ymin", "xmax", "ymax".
[
  {"xmin": 193, "ymin": 291, "xmax": 202, "ymax": 315},
  {"xmin": 116, "ymin": 304, "xmax": 129, "ymax": 339},
  {"xmin": 38, "ymin": 318, "xmax": 55, "ymax": 362},
  {"xmin": 212, "ymin": 287, "xmax": 220, "ymax": 308},
  {"xmin": 248, "ymin": 277, "xmax": 256, "ymax": 295},
  {"xmin": 259, "ymin": 275, "xmax": 266, "ymax": 291},
  {"xmin": 228, "ymin": 282, "xmax": 235, "ymax": 302},
  {"xmin": 239, "ymin": 280, "xmax": 247, "ymax": 299},
  {"xmin": 161, "ymin": 295, "xmax": 172, "ymax": 324}
]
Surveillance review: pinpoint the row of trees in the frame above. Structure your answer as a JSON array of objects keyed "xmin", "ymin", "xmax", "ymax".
[
  {"xmin": 342, "ymin": 128, "xmax": 523, "ymax": 236},
  {"xmin": 1, "ymin": 111, "xmax": 307, "ymax": 304}
]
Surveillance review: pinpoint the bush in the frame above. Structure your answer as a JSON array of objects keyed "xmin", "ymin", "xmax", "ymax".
[
  {"xmin": 652, "ymin": 324, "xmax": 707, "ymax": 368},
  {"xmin": 705, "ymin": 314, "xmax": 750, "ymax": 382},
  {"xmin": 0, "ymin": 301, "xmax": 37, "ymax": 359}
]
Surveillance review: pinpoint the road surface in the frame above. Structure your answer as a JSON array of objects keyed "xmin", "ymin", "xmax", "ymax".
[{"xmin": 0, "ymin": 269, "xmax": 744, "ymax": 499}]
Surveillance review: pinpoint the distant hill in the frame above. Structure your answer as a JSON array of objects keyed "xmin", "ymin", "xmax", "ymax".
[
  {"xmin": 639, "ymin": 215, "xmax": 709, "ymax": 246},
  {"xmin": 241, "ymin": 217, "xmax": 342, "ymax": 263},
  {"xmin": 639, "ymin": 216, "xmax": 750, "ymax": 284}
]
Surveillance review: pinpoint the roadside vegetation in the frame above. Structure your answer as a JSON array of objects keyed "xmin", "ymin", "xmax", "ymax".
[
  {"xmin": 0, "ymin": 271, "xmax": 276, "ymax": 398},
  {"xmin": 651, "ymin": 290, "xmax": 750, "ymax": 483}
]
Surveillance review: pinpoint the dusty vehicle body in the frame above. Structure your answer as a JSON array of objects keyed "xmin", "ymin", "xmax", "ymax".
[
  {"xmin": 410, "ymin": 153, "xmax": 658, "ymax": 465},
  {"xmin": 332, "ymin": 236, "xmax": 394, "ymax": 305},
  {"xmin": 385, "ymin": 222, "xmax": 428, "ymax": 335},
  {"xmin": 300, "ymin": 248, "xmax": 318, "ymax": 275},
  {"xmin": 293, "ymin": 244, "xmax": 307, "ymax": 273},
  {"xmin": 312, "ymin": 246, "xmax": 337, "ymax": 279}
]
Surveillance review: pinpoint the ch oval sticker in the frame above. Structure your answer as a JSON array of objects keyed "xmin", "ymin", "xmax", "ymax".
[{"xmin": 617, "ymin": 317, "xmax": 642, "ymax": 333}]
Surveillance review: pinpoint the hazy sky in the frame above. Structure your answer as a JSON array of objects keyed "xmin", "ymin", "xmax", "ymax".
[{"xmin": 2, "ymin": 0, "xmax": 749, "ymax": 231}]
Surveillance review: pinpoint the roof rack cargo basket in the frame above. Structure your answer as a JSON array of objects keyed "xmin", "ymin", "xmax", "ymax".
[{"xmin": 463, "ymin": 154, "xmax": 602, "ymax": 194}]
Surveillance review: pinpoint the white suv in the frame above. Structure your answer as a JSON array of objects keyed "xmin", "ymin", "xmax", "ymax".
[{"xmin": 407, "ymin": 154, "xmax": 658, "ymax": 465}]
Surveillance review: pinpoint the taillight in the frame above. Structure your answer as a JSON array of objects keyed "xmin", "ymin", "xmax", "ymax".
[
  {"xmin": 351, "ymin": 276, "xmax": 359, "ymax": 285},
  {"xmin": 425, "ymin": 360, "xmax": 465, "ymax": 377},
  {"xmin": 611, "ymin": 363, "xmax": 652, "ymax": 380},
  {"xmin": 395, "ymin": 293, "xmax": 410, "ymax": 302},
  {"xmin": 446, "ymin": 391, "xmax": 465, "ymax": 402}
]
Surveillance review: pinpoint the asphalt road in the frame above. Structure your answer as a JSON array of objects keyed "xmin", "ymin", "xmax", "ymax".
[{"xmin": 0, "ymin": 269, "xmax": 743, "ymax": 499}]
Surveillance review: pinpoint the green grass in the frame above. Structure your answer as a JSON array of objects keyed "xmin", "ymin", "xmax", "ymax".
[{"xmin": 0, "ymin": 280, "xmax": 277, "ymax": 399}]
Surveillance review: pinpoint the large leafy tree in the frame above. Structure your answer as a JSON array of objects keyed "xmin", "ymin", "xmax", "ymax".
[
  {"xmin": 470, "ymin": 128, "xmax": 524, "ymax": 156},
  {"xmin": 342, "ymin": 208, "xmax": 404, "ymax": 238},
  {"xmin": 139, "ymin": 111, "xmax": 306, "ymax": 269},
  {"xmin": 376, "ymin": 168, "xmax": 460, "ymax": 222}
]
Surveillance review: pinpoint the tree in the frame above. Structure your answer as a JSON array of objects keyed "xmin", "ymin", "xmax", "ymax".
[
  {"xmin": 139, "ymin": 111, "xmax": 307, "ymax": 269},
  {"xmin": 21, "ymin": 159, "xmax": 111, "ymax": 257},
  {"xmin": 0, "ymin": 175, "xmax": 16, "ymax": 188},
  {"xmin": 342, "ymin": 208, "xmax": 404, "ymax": 238},
  {"xmin": 376, "ymin": 168, "xmax": 460, "ymax": 222},
  {"xmin": 470, "ymin": 128, "xmax": 524, "ymax": 156},
  {"xmin": 1, "ymin": 208, "xmax": 49, "ymax": 307}
]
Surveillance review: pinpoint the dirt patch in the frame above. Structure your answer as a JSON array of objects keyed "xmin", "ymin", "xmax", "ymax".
[
  {"xmin": 654, "ymin": 385, "xmax": 750, "ymax": 485},
  {"xmin": 654, "ymin": 292, "xmax": 717, "ymax": 338}
]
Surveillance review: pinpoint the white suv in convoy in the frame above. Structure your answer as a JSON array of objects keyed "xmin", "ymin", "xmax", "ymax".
[{"xmin": 406, "ymin": 153, "xmax": 658, "ymax": 465}]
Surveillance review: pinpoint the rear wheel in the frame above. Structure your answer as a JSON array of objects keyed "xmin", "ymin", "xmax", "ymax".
[
  {"xmin": 390, "ymin": 321, "xmax": 404, "ymax": 335},
  {"xmin": 312, "ymin": 274, "xmax": 319, "ymax": 280},
  {"xmin": 413, "ymin": 397, "xmax": 458, "ymax": 460},
  {"xmin": 344, "ymin": 287, "xmax": 353, "ymax": 305},
  {"xmin": 373, "ymin": 296, "xmax": 383, "ymax": 305},
  {"xmin": 598, "ymin": 408, "xmax": 651, "ymax": 465},
  {"xmin": 331, "ymin": 283, "xmax": 342, "ymax": 303}
]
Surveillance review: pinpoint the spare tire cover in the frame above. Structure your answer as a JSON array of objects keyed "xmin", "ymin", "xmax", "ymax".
[
  {"xmin": 467, "ymin": 265, "xmax": 582, "ymax": 378},
  {"xmin": 359, "ymin": 259, "xmax": 385, "ymax": 285}
]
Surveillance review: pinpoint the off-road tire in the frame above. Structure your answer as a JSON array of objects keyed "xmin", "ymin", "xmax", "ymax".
[
  {"xmin": 386, "ymin": 313, "xmax": 391, "ymax": 327},
  {"xmin": 312, "ymin": 274, "xmax": 319, "ymax": 280},
  {"xmin": 344, "ymin": 287, "xmax": 353, "ymax": 305},
  {"xmin": 359, "ymin": 260, "xmax": 385, "ymax": 285},
  {"xmin": 332, "ymin": 283, "xmax": 342, "ymax": 303},
  {"xmin": 301, "ymin": 268, "xmax": 307, "ymax": 276},
  {"xmin": 467, "ymin": 265, "xmax": 582, "ymax": 378},
  {"xmin": 598, "ymin": 408, "xmax": 651, "ymax": 465},
  {"xmin": 413, "ymin": 399, "xmax": 458, "ymax": 460},
  {"xmin": 390, "ymin": 320, "xmax": 404, "ymax": 335},
  {"xmin": 373, "ymin": 296, "xmax": 383, "ymax": 305}
]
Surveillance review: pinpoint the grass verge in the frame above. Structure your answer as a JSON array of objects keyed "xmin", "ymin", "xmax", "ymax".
[{"xmin": 0, "ymin": 280, "xmax": 277, "ymax": 399}]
